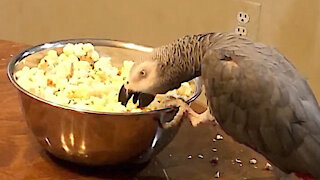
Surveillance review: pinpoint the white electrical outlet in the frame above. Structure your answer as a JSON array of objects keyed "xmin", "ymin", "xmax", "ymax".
[
  {"xmin": 237, "ymin": 12, "xmax": 250, "ymax": 24},
  {"xmin": 234, "ymin": 0, "xmax": 261, "ymax": 40},
  {"xmin": 235, "ymin": 26, "xmax": 247, "ymax": 36}
]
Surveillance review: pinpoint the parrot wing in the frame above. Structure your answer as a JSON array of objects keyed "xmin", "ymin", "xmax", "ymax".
[{"xmin": 201, "ymin": 35, "xmax": 320, "ymax": 177}]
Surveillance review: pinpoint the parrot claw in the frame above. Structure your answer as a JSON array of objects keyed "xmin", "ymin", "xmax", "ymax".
[
  {"xmin": 188, "ymin": 108, "xmax": 216, "ymax": 127},
  {"xmin": 190, "ymin": 118, "xmax": 201, "ymax": 127},
  {"xmin": 162, "ymin": 98, "xmax": 189, "ymax": 129}
]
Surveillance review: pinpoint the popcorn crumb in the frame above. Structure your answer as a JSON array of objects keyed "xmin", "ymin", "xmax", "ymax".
[
  {"xmin": 249, "ymin": 158, "xmax": 257, "ymax": 165},
  {"xmin": 214, "ymin": 171, "xmax": 220, "ymax": 178},
  {"xmin": 265, "ymin": 163, "xmax": 273, "ymax": 170},
  {"xmin": 198, "ymin": 154, "xmax": 204, "ymax": 159},
  {"xmin": 235, "ymin": 158, "xmax": 242, "ymax": 164},
  {"xmin": 216, "ymin": 134, "xmax": 223, "ymax": 140},
  {"xmin": 187, "ymin": 155, "xmax": 192, "ymax": 159}
]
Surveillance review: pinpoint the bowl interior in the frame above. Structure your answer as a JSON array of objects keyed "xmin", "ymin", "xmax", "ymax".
[{"xmin": 8, "ymin": 39, "xmax": 201, "ymax": 115}]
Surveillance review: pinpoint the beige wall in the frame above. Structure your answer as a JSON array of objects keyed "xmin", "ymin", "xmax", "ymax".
[
  {"xmin": 255, "ymin": 0, "xmax": 320, "ymax": 98},
  {"xmin": 1, "ymin": 0, "xmax": 320, "ymax": 99}
]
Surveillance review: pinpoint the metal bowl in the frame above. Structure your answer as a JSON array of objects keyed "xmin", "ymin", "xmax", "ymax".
[{"xmin": 7, "ymin": 39, "xmax": 202, "ymax": 166}]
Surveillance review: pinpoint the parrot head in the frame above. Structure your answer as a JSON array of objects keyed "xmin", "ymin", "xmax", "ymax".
[
  {"xmin": 125, "ymin": 60, "xmax": 161, "ymax": 94},
  {"xmin": 118, "ymin": 42, "xmax": 198, "ymax": 107},
  {"xmin": 118, "ymin": 60, "xmax": 161, "ymax": 107},
  {"xmin": 126, "ymin": 60, "xmax": 181, "ymax": 94},
  {"xmin": 118, "ymin": 58, "xmax": 184, "ymax": 107}
]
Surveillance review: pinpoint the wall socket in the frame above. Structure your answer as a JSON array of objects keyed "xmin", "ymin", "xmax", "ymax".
[
  {"xmin": 234, "ymin": 0, "xmax": 261, "ymax": 41},
  {"xmin": 235, "ymin": 26, "xmax": 247, "ymax": 36},
  {"xmin": 237, "ymin": 12, "xmax": 250, "ymax": 24}
]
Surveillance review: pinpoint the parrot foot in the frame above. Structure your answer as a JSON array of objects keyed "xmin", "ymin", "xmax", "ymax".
[
  {"xmin": 188, "ymin": 107, "xmax": 216, "ymax": 127},
  {"xmin": 162, "ymin": 98, "xmax": 216, "ymax": 129},
  {"xmin": 162, "ymin": 98, "xmax": 189, "ymax": 129}
]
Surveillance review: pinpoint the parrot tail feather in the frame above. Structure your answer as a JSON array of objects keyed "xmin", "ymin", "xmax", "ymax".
[{"xmin": 294, "ymin": 172, "xmax": 315, "ymax": 180}]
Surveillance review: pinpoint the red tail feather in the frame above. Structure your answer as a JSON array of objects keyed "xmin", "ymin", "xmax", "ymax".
[{"xmin": 295, "ymin": 172, "xmax": 315, "ymax": 180}]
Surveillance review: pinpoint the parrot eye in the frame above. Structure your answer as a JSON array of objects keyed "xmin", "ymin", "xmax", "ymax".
[{"xmin": 140, "ymin": 70, "xmax": 146, "ymax": 76}]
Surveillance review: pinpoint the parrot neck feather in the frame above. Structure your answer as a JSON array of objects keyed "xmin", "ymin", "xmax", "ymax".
[{"xmin": 153, "ymin": 33, "xmax": 216, "ymax": 83}]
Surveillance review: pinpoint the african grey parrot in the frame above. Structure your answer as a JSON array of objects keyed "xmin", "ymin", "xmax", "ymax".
[{"xmin": 118, "ymin": 33, "xmax": 320, "ymax": 180}]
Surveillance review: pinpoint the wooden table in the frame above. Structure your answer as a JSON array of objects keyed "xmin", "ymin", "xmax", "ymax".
[{"xmin": 0, "ymin": 40, "xmax": 280, "ymax": 180}]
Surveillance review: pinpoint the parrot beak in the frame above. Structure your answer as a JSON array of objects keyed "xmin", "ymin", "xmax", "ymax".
[
  {"xmin": 118, "ymin": 84, "xmax": 134, "ymax": 106},
  {"xmin": 118, "ymin": 84, "xmax": 155, "ymax": 108}
]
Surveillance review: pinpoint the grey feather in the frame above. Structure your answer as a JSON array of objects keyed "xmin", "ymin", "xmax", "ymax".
[{"xmin": 200, "ymin": 34, "xmax": 320, "ymax": 178}]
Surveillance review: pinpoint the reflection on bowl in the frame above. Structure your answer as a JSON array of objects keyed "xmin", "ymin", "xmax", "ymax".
[{"xmin": 7, "ymin": 39, "xmax": 202, "ymax": 166}]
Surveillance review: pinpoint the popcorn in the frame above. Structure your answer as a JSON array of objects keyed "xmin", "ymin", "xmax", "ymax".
[
  {"xmin": 66, "ymin": 54, "xmax": 79, "ymax": 63},
  {"xmin": 83, "ymin": 43, "xmax": 94, "ymax": 52},
  {"xmin": 63, "ymin": 43, "xmax": 75, "ymax": 55},
  {"xmin": 47, "ymin": 50, "xmax": 58, "ymax": 58},
  {"xmin": 94, "ymin": 57, "xmax": 115, "ymax": 74},
  {"xmin": 15, "ymin": 67, "xmax": 27, "ymax": 79},
  {"xmin": 121, "ymin": 60, "xmax": 134, "ymax": 78},
  {"xmin": 74, "ymin": 60, "xmax": 91, "ymax": 71},
  {"xmin": 90, "ymin": 50, "xmax": 100, "ymax": 62},
  {"xmin": 58, "ymin": 53, "xmax": 68, "ymax": 62},
  {"xmin": 73, "ymin": 43, "xmax": 86, "ymax": 57},
  {"xmin": 14, "ymin": 43, "xmax": 195, "ymax": 112}
]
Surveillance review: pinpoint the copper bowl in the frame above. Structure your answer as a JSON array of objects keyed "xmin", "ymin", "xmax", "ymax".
[{"xmin": 7, "ymin": 39, "xmax": 202, "ymax": 166}]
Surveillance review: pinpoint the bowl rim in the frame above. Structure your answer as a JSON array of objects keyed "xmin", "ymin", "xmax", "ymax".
[{"xmin": 7, "ymin": 38, "xmax": 202, "ymax": 115}]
